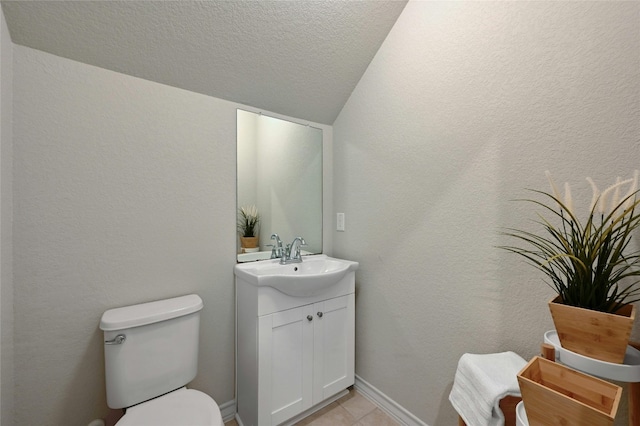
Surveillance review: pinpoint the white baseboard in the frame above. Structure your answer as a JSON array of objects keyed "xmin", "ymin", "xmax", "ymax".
[
  {"xmin": 221, "ymin": 377, "xmax": 428, "ymax": 426},
  {"xmin": 354, "ymin": 375, "xmax": 428, "ymax": 426},
  {"xmin": 233, "ymin": 389, "xmax": 348, "ymax": 426},
  {"xmin": 219, "ymin": 398, "xmax": 237, "ymax": 423}
]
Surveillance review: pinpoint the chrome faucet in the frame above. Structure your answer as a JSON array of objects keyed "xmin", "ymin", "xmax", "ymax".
[
  {"xmin": 280, "ymin": 236, "xmax": 306, "ymax": 264},
  {"xmin": 269, "ymin": 233, "xmax": 284, "ymax": 259}
]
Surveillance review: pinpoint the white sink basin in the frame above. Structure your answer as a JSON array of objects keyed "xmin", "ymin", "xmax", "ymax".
[{"xmin": 234, "ymin": 254, "xmax": 359, "ymax": 297}]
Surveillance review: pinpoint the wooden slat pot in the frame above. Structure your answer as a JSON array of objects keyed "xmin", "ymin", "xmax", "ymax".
[
  {"xmin": 548, "ymin": 296, "xmax": 636, "ymax": 364},
  {"xmin": 240, "ymin": 236, "xmax": 259, "ymax": 249},
  {"xmin": 517, "ymin": 356, "xmax": 622, "ymax": 426}
]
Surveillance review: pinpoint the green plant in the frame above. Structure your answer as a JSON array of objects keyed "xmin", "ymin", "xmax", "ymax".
[
  {"xmin": 237, "ymin": 205, "xmax": 260, "ymax": 237},
  {"xmin": 501, "ymin": 171, "xmax": 640, "ymax": 314}
]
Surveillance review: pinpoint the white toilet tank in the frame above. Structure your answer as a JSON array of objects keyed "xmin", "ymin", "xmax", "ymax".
[{"xmin": 99, "ymin": 294, "xmax": 204, "ymax": 409}]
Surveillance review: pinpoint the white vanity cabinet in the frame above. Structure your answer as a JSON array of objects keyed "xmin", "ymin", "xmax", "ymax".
[{"xmin": 235, "ymin": 267, "xmax": 356, "ymax": 426}]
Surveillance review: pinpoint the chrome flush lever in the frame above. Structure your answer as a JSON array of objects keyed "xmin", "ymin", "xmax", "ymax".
[{"xmin": 105, "ymin": 334, "xmax": 126, "ymax": 345}]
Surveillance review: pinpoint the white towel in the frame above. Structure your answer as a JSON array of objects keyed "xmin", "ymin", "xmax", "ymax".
[{"xmin": 449, "ymin": 351, "xmax": 526, "ymax": 426}]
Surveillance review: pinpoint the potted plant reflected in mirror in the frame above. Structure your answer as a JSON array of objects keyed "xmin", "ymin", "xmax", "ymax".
[
  {"xmin": 502, "ymin": 171, "xmax": 640, "ymax": 363},
  {"xmin": 238, "ymin": 205, "xmax": 260, "ymax": 253}
]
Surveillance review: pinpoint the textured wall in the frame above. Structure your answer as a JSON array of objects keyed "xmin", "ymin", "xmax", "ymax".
[
  {"xmin": 0, "ymin": 7, "xmax": 13, "ymax": 426},
  {"xmin": 333, "ymin": 2, "xmax": 640, "ymax": 425},
  {"xmin": 12, "ymin": 45, "xmax": 238, "ymax": 425},
  {"xmin": 11, "ymin": 44, "xmax": 332, "ymax": 425}
]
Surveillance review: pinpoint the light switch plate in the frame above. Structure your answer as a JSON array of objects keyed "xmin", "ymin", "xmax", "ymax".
[{"xmin": 337, "ymin": 213, "xmax": 345, "ymax": 231}]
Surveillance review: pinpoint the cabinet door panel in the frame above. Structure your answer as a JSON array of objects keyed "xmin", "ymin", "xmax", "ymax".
[
  {"xmin": 259, "ymin": 306, "xmax": 314, "ymax": 425},
  {"xmin": 313, "ymin": 294, "xmax": 355, "ymax": 402}
]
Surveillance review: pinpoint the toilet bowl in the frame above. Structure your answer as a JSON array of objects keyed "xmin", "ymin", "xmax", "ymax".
[
  {"xmin": 100, "ymin": 294, "xmax": 223, "ymax": 426},
  {"xmin": 116, "ymin": 388, "xmax": 222, "ymax": 426}
]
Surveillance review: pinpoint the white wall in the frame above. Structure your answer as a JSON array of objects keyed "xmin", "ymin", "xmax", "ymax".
[
  {"xmin": 333, "ymin": 2, "xmax": 640, "ymax": 425},
  {"xmin": 10, "ymin": 45, "xmax": 331, "ymax": 425},
  {"xmin": 12, "ymin": 45, "xmax": 237, "ymax": 425},
  {"xmin": 0, "ymin": 6, "xmax": 13, "ymax": 426}
]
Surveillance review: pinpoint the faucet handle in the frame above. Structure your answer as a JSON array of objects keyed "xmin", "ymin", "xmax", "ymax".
[{"xmin": 270, "ymin": 233, "xmax": 283, "ymax": 247}]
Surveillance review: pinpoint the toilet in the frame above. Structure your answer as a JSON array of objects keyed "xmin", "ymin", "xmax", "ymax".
[{"xmin": 99, "ymin": 294, "xmax": 223, "ymax": 426}]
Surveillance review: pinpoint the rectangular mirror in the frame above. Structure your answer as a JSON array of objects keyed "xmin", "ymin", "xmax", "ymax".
[{"xmin": 237, "ymin": 109, "xmax": 323, "ymax": 262}]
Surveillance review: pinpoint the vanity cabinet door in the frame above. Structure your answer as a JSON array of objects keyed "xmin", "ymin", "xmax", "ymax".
[
  {"xmin": 313, "ymin": 294, "xmax": 355, "ymax": 403},
  {"xmin": 258, "ymin": 304, "xmax": 314, "ymax": 426},
  {"xmin": 256, "ymin": 293, "xmax": 355, "ymax": 426}
]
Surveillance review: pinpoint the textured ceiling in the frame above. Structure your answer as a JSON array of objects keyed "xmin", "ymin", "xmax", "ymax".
[{"xmin": 1, "ymin": 0, "xmax": 407, "ymax": 124}]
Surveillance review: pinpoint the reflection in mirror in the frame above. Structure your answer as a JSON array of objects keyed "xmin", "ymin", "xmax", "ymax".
[{"xmin": 237, "ymin": 110, "xmax": 322, "ymax": 262}]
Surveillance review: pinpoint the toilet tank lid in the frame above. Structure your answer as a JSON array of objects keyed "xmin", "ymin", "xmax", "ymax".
[{"xmin": 100, "ymin": 294, "xmax": 203, "ymax": 331}]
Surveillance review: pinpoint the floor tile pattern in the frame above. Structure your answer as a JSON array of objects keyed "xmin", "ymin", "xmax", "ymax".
[{"xmin": 225, "ymin": 388, "xmax": 399, "ymax": 426}]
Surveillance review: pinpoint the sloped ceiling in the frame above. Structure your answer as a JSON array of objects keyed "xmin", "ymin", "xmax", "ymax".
[{"xmin": 1, "ymin": 0, "xmax": 407, "ymax": 124}]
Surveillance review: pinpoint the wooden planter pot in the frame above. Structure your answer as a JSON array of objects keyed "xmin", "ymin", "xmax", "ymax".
[
  {"xmin": 517, "ymin": 356, "xmax": 622, "ymax": 426},
  {"xmin": 240, "ymin": 236, "xmax": 259, "ymax": 250},
  {"xmin": 548, "ymin": 296, "xmax": 636, "ymax": 364}
]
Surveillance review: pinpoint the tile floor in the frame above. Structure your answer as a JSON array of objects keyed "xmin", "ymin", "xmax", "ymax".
[{"xmin": 225, "ymin": 388, "xmax": 399, "ymax": 426}]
